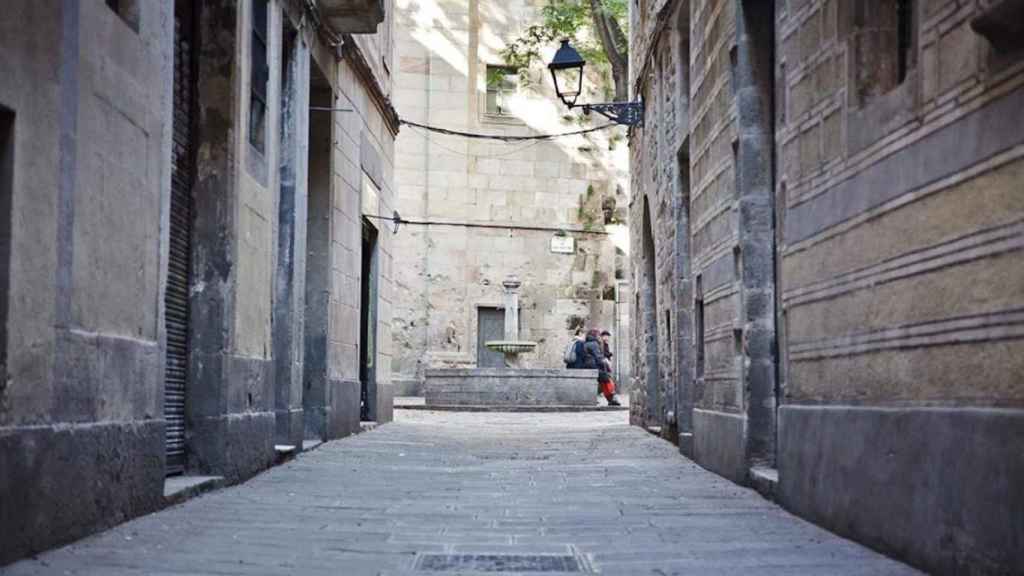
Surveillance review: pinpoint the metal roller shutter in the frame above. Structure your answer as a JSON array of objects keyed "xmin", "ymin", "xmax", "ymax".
[{"xmin": 165, "ymin": 6, "xmax": 194, "ymax": 476}]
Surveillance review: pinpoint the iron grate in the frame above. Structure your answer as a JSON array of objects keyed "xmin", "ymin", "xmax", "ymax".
[{"xmin": 415, "ymin": 553, "xmax": 584, "ymax": 573}]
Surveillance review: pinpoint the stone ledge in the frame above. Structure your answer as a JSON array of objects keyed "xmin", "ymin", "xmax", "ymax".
[
  {"xmin": 163, "ymin": 476, "xmax": 225, "ymax": 507},
  {"xmin": 397, "ymin": 404, "xmax": 628, "ymax": 413},
  {"xmin": 749, "ymin": 465, "xmax": 779, "ymax": 502}
]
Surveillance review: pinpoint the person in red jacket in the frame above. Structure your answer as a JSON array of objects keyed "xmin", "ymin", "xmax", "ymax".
[{"xmin": 583, "ymin": 330, "xmax": 619, "ymax": 406}]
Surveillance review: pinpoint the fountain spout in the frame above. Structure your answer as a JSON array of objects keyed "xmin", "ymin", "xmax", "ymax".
[
  {"xmin": 485, "ymin": 275, "xmax": 537, "ymax": 363},
  {"xmin": 502, "ymin": 276, "xmax": 522, "ymax": 341}
]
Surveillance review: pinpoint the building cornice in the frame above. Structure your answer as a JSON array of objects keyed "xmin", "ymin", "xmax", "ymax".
[{"xmin": 632, "ymin": 0, "xmax": 682, "ymax": 97}]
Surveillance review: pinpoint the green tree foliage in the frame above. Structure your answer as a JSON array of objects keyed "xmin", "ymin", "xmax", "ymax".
[{"xmin": 501, "ymin": 0, "xmax": 629, "ymax": 101}]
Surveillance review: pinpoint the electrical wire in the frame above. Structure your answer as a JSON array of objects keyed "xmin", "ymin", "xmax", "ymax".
[
  {"xmin": 407, "ymin": 125, "xmax": 546, "ymax": 159},
  {"xmin": 400, "ymin": 119, "xmax": 619, "ymax": 142},
  {"xmin": 364, "ymin": 213, "xmax": 609, "ymax": 235}
]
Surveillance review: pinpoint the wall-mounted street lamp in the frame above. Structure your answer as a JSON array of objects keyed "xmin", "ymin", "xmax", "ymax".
[{"xmin": 548, "ymin": 39, "xmax": 643, "ymax": 126}]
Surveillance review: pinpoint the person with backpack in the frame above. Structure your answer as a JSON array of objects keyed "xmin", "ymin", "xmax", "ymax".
[
  {"xmin": 580, "ymin": 329, "xmax": 620, "ymax": 406},
  {"xmin": 563, "ymin": 329, "xmax": 586, "ymax": 369},
  {"xmin": 599, "ymin": 330, "xmax": 621, "ymax": 406}
]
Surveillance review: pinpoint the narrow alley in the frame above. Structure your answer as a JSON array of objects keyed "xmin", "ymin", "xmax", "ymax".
[
  {"xmin": 1, "ymin": 1, "xmax": 1021, "ymax": 574},
  {"xmin": 3, "ymin": 409, "xmax": 918, "ymax": 576}
]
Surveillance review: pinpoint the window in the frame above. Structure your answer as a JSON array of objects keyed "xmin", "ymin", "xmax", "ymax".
[
  {"xmin": 250, "ymin": 0, "xmax": 269, "ymax": 153},
  {"xmin": 485, "ymin": 66, "xmax": 519, "ymax": 116},
  {"xmin": 694, "ymin": 275, "xmax": 704, "ymax": 380},
  {"xmin": 778, "ymin": 62, "xmax": 787, "ymax": 125},
  {"xmin": 105, "ymin": 0, "xmax": 140, "ymax": 32},
  {"xmin": 896, "ymin": 0, "xmax": 915, "ymax": 84},
  {"xmin": 853, "ymin": 0, "xmax": 917, "ymax": 104},
  {"xmin": 381, "ymin": 0, "xmax": 394, "ymax": 76}
]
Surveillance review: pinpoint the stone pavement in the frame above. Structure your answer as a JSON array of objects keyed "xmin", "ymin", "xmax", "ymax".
[{"xmin": 3, "ymin": 410, "xmax": 920, "ymax": 575}]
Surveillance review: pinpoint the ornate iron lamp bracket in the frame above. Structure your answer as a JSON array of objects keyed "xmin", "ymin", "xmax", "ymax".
[{"xmin": 580, "ymin": 102, "xmax": 644, "ymax": 127}]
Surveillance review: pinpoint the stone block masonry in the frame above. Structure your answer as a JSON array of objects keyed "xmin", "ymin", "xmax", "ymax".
[
  {"xmin": 0, "ymin": 1, "xmax": 174, "ymax": 564},
  {"xmin": 425, "ymin": 368, "xmax": 600, "ymax": 406},
  {"xmin": 391, "ymin": 0, "xmax": 630, "ymax": 393},
  {"xmin": 629, "ymin": 0, "xmax": 1024, "ymax": 573},
  {"xmin": 0, "ymin": 0, "xmax": 397, "ymax": 565}
]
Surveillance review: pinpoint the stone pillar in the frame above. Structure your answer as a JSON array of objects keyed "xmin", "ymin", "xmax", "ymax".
[
  {"xmin": 735, "ymin": 0, "xmax": 778, "ymax": 468},
  {"xmin": 501, "ymin": 276, "xmax": 521, "ymax": 342}
]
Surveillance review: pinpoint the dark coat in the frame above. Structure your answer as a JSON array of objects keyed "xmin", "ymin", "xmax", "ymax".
[{"xmin": 581, "ymin": 335, "xmax": 603, "ymax": 370}]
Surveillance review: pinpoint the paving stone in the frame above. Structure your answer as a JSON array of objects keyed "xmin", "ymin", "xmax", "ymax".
[{"xmin": 2, "ymin": 410, "xmax": 920, "ymax": 575}]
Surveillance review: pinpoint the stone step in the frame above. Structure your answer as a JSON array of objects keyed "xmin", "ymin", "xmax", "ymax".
[{"xmin": 162, "ymin": 475, "xmax": 224, "ymax": 507}]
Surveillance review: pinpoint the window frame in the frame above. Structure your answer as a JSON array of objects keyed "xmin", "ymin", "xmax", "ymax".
[
  {"xmin": 249, "ymin": 0, "xmax": 270, "ymax": 154},
  {"xmin": 484, "ymin": 65, "xmax": 520, "ymax": 117}
]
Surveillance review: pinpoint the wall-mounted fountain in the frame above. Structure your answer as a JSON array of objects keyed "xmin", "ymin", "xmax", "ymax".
[
  {"xmin": 483, "ymin": 276, "xmax": 536, "ymax": 366},
  {"xmin": 424, "ymin": 275, "xmax": 598, "ymax": 408}
]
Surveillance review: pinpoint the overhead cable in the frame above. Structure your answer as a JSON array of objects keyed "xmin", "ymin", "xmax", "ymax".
[{"xmin": 399, "ymin": 119, "xmax": 619, "ymax": 142}]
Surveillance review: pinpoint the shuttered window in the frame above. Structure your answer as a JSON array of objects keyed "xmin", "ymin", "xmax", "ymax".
[{"xmin": 165, "ymin": 4, "xmax": 196, "ymax": 476}]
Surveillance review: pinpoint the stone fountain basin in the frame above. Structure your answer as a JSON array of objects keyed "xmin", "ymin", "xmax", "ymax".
[
  {"xmin": 484, "ymin": 340, "xmax": 537, "ymax": 354},
  {"xmin": 425, "ymin": 368, "xmax": 599, "ymax": 407}
]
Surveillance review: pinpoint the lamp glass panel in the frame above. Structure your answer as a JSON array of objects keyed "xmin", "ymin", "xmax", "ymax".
[{"xmin": 555, "ymin": 67, "xmax": 582, "ymax": 98}]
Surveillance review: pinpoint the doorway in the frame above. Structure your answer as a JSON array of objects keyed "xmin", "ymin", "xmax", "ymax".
[
  {"xmin": 359, "ymin": 218, "xmax": 379, "ymax": 421},
  {"xmin": 164, "ymin": 0, "xmax": 196, "ymax": 476},
  {"xmin": 476, "ymin": 307, "xmax": 505, "ymax": 368},
  {"xmin": 641, "ymin": 196, "xmax": 660, "ymax": 424}
]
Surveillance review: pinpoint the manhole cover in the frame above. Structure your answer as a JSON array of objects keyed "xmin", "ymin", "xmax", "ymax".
[{"xmin": 415, "ymin": 553, "xmax": 584, "ymax": 572}]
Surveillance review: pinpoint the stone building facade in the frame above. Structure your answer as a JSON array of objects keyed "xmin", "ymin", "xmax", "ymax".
[
  {"xmin": 390, "ymin": 0, "xmax": 630, "ymax": 393},
  {"xmin": 628, "ymin": 0, "xmax": 1023, "ymax": 574},
  {"xmin": 0, "ymin": 0, "xmax": 396, "ymax": 565}
]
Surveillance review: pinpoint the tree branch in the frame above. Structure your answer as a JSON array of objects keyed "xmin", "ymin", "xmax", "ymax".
[{"xmin": 589, "ymin": 0, "xmax": 629, "ymax": 100}]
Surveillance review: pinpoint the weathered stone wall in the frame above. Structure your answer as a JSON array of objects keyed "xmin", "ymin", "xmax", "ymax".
[
  {"xmin": 334, "ymin": 47, "xmax": 398, "ymax": 427},
  {"xmin": 631, "ymin": 0, "xmax": 1024, "ymax": 573},
  {"xmin": 392, "ymin": 0, "xmax": 629, "ymax": 394},
  {"xmin": 629, "ymin": 0, "xmax": 752, "ymax": 478},
  {"xmin": 0, "ymin": 0, "xmax": 398, "ymax": 565},
  {"xmin": 627, "ymin": 0, "xmax": 688, "ymax": 436},
  {"xmin": 0, "ymin": 1, "xmax": 174, "ymax": 564},
  {"xmin": 775, "ymin": 1, "xmax": 1024, "ymax": 573},
  {"xmin": 298, "ymin": 3, "xmax": 398, "ymax": 436}
]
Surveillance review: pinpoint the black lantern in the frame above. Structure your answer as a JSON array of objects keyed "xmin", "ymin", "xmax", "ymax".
[
  {"xmin": 548, "ymin": 39, "xmax": 586, "ymax": 109},
  {"xmin": 547, "ymin": 39, "xmax": 643, "ymax": 126}
]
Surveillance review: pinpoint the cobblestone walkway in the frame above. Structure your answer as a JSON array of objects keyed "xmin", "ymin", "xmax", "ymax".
[{"xmin": 3, "ymin": 410, "xmax": 919, "ymax": 575}]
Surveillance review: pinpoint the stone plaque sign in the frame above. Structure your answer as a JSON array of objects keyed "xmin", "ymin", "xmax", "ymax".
[{"xmin": 550, "ymin": 235, "xmax": 575, "ymax": 254}]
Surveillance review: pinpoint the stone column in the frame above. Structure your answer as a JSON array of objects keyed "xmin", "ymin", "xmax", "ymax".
[{"xmin": 502, "ymin": 275, "xmax": 521, "ymax": 342}]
